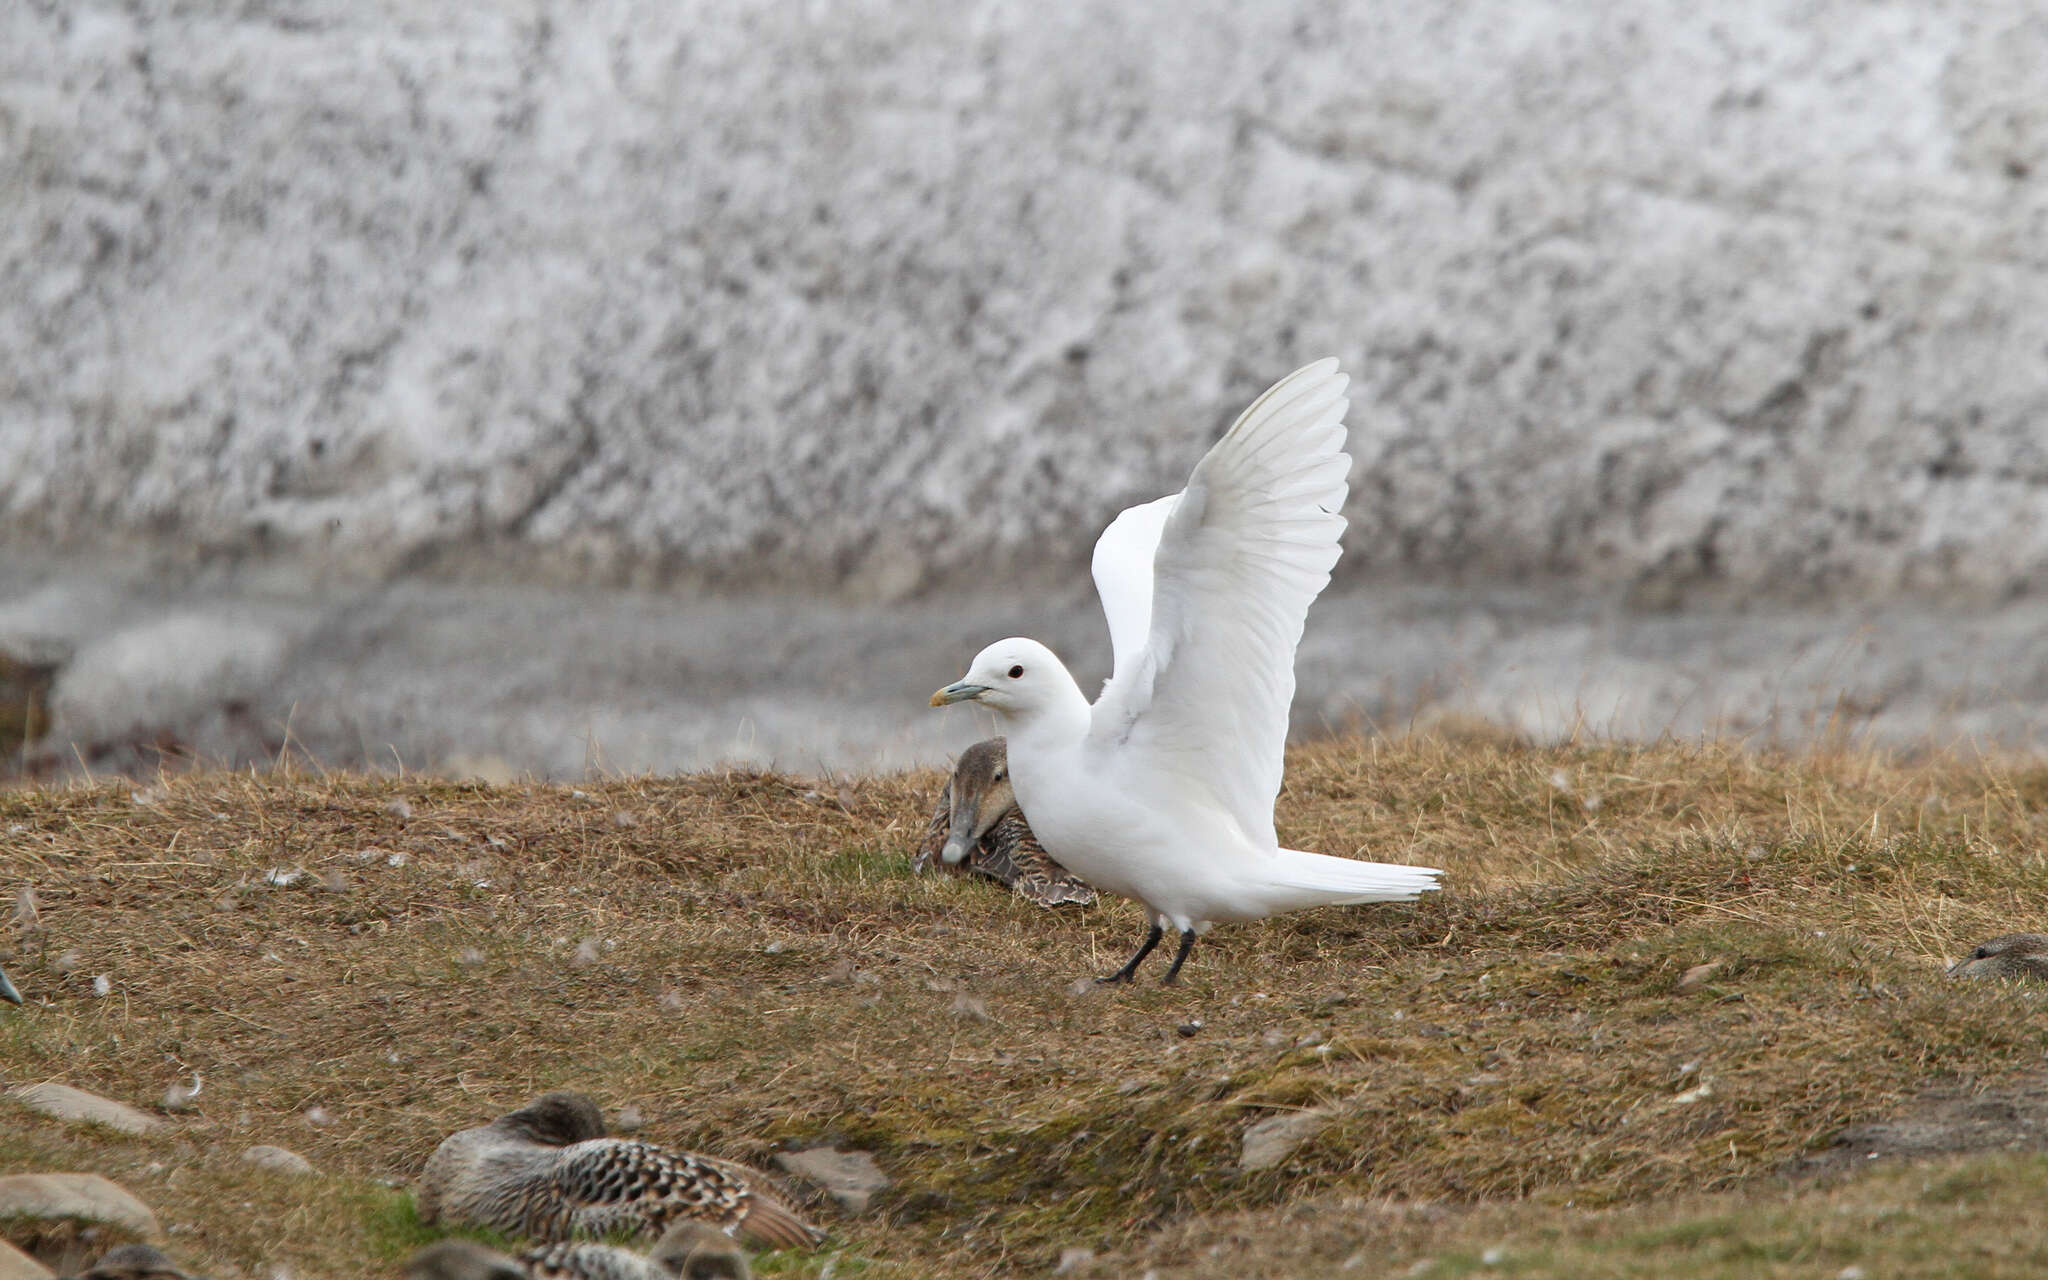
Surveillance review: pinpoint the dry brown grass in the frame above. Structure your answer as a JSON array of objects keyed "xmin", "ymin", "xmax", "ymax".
[{"xmin": 3, "ymin": 736, "xmax": 2048, "ymax": 1277}]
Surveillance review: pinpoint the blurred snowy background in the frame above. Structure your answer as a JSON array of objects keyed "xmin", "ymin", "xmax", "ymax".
[{"xmin": 3, "ymin": 1, "xmax": 2046, "ymax": 777}]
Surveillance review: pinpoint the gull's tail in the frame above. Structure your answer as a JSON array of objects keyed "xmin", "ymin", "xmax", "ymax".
[{"xmin": 1252, "ymin": 850, "xmax": 1442, "ymax": 915}]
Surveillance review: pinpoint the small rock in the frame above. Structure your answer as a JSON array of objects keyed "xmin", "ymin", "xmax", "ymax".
[
  {"xmin": 8, "ymin": 1083, "xmax": 163, "ymax": 1135},
  {"xmin": 160, "ymin": 1074, "xmax": 203, "ymax": 1113},
  {"xmin": 610, "ymin": 810, "xmax": 639, "ymax": 829},
  {"xmin": 1672, "ymin": 1082, "xmax": 1714, "ymax": 1105},
  {"xmin": 950, "ymin": 993, "xmax": 989, "ymax": 1022},
  {"xmin": 570, "ymin": 938, "xmax": 602, "ymax": 968},
  {"xmin": 241, "ymin": 1145, "xmax": 317, "ymax": 1177},
  {"xmin": 763, "ymin": 941, "xmax": 785, "ymax": 955},
  {"xmin": 0, "ymin": 1239, "xmax": 53, "ymax": 1280},
  {"xmin": 1481, "ymin": 1246, "xmax": 1506, "ymax": 1265},
  {"xmin": 614, "ymin": 1105, "xmax": 645, "ymax": 1133},
  {"xmin": 263, "ymin": 867, "xmax": 302, "ymax": 887},
  {"xmin": 443, "ymin": 753, "xmax": 517, "ymax": 785},
  {"xmin": 1176, "ymin": 1021, "xmax": 1202, "ymax": 1038},
  {"xmin": 384, "ymin": 799, "xmax": 413, "ymax": 820},
  {"xmin": 773, "ymin": 1147, "xmax": 891, "ymax": 1214},
  {"xmin": 1240, "ymin": 1108, "xmax": 1332, "ymax": 1171},
  {"xmin": 303, "ymin": 1104, "xmax": 334, "ymax": 1127},
  {"xmin": 1837, "ymin": 1267, "xmax": 1867, "ymax": 1280},
  {"xmin": 1053, "ymin": 1247, "xmax": 1096, "ymax": 1274},
  {"xmin": 0, "ymin": 1172, "xmax": 163, "ymax": 1240},
  {"xmin": 1678, "ymin": 962, "xmax": 1723, "ymax": 991},
  {"xmin": 91, "ymin": 975, "xmax": 111, "ymax": 997},
  {"xmin": 385, "ymin": 850, "xmax": 410, "ymax": 867}
]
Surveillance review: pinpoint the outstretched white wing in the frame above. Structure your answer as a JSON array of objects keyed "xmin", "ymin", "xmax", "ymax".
[
  {"xmin": 1088, "ymin": 359, "xmax": 1350, "ymax": 850},
  {"xmin": 1089, "ymin": 492, "xmax": 1179, "ymax": 683}
]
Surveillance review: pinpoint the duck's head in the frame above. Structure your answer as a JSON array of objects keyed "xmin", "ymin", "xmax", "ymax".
[
  {"xmin": 937, "ymin": 738, "xmax": 1015, "ymax": 867},
  {"xmin": 1949, "ymin": 932, "xmax": 2048, "ymax": 980},
  {"xmin": 495, "ymin": 1091, "xmax": 606, "ymax": 1145}
]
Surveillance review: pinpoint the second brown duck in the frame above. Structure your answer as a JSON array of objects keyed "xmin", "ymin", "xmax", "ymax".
[{"xmin": 915, "ymin": 738, "xmax": 1094, "ymax": 907}]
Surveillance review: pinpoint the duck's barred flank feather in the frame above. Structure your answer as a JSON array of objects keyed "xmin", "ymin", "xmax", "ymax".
[
  {"xmin": 408, "ymin": 1227, "xmax": 751, "ymax": 1280},
  {"xmin": 520, "ymin": 1240, "xmax": 696, "ymax": 1280},
  {"xmin": 419, "ymin": 1093, "xmax": 822, "ymax": 1252},
  {"xmin": 981, "ymin": 811, "xmax": 1096, "ymax": 907},
  {"xmin": 914, "ymin": 782, "xmax": 952, "ymax": 871}
]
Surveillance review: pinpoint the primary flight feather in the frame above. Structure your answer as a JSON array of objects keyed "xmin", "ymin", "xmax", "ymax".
[{"xmin": 932, "ymin": 359, "xmax": 1442, "ymax": 983}]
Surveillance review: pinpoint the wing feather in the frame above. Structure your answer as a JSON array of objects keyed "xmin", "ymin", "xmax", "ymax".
[
  {"xmin": 1087, "ymin": 360, "xmax": 1350, "ymax": 849},
  {"xmin": 1089, "ymin": 493, "xmax": 1180, "ymax": 684}
]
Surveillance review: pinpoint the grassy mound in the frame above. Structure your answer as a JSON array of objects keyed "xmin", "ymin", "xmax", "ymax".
[{"xmin": 3, "ymin": 737, "xmax": 2047, "ymax": 1276}]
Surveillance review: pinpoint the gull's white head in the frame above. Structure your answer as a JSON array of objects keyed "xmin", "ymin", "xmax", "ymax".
[{"xmin": 929, "ymin": 638, "xmax": 1069, "ymax": 719}]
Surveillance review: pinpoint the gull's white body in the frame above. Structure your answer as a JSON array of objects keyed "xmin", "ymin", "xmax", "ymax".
[{"xmin": 934, "ymin": 360, "xmax": 1441, "ymax": 952}]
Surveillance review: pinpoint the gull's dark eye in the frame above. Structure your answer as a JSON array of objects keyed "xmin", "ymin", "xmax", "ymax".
[
  {"xmin": 1008, "ymin": 664, "xmax": 1024, "ymax": 679},
  {"xmin": 1974, "ymin": 947, "xmax": 1990, "ymax": 959},
  {"xmin": 992, "ymin": 767, "xmax": 1006, "ymax": 782}
]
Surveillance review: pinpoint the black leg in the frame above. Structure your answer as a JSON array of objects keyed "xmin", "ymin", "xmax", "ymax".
[
  {"xmin": 1160, "ymin": 929, "xmax": 1198, "ymax": 985},
  {"xmin": 1097, "ymin": 922, "xmax": 1165, "ymax": 984}
]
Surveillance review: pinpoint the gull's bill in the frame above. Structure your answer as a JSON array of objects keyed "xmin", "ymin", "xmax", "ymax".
[{"xmin": 929, "ymin": 681, "xmax": 988, "ymax": 707}]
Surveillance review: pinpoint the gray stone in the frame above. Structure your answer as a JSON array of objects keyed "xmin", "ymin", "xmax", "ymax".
[
  {"xmin": 1678, "ymin": 962, "xmax": 1724, "ymax": 992},
  {"xmin": 773, "ymin": 1147, "xmax": 891, "ymax": 1214},
  {"xmin": 6, "ymin": 1083, "xmax": 163, "ymax": 1136},
  {"xmin": 1240, "ymin": 1108, "xmax": 1333, "ymax": 1172},
  {"xmin": 2, "ymin": 2, "xmax": 2046, "ymax": 610},
  {"xmin": 239, "ymin": 1144, "xmax": 317, "ymax": 1177},
  {"xmin": 0, "ymin": 1241, "xmax": 52, "ymax": 1280},
  {"xmin": 0, "ymin": 1173, "xmax": 162, "ymax": 1241}
]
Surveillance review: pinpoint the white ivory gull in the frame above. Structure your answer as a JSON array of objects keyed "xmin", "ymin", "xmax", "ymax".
[{"xmin": 931, "ymin": 359, "xmax": 1442, "ymax": 984}]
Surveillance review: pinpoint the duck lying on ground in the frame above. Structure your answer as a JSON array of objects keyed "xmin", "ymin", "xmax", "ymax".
[
  {"xmin": 418, "ymin": 1092, "xmax": 820, "ymax": 1250},
  {"xmin": 915, "ymin": 737, "xmax": 1094, "ymax": 907}
]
